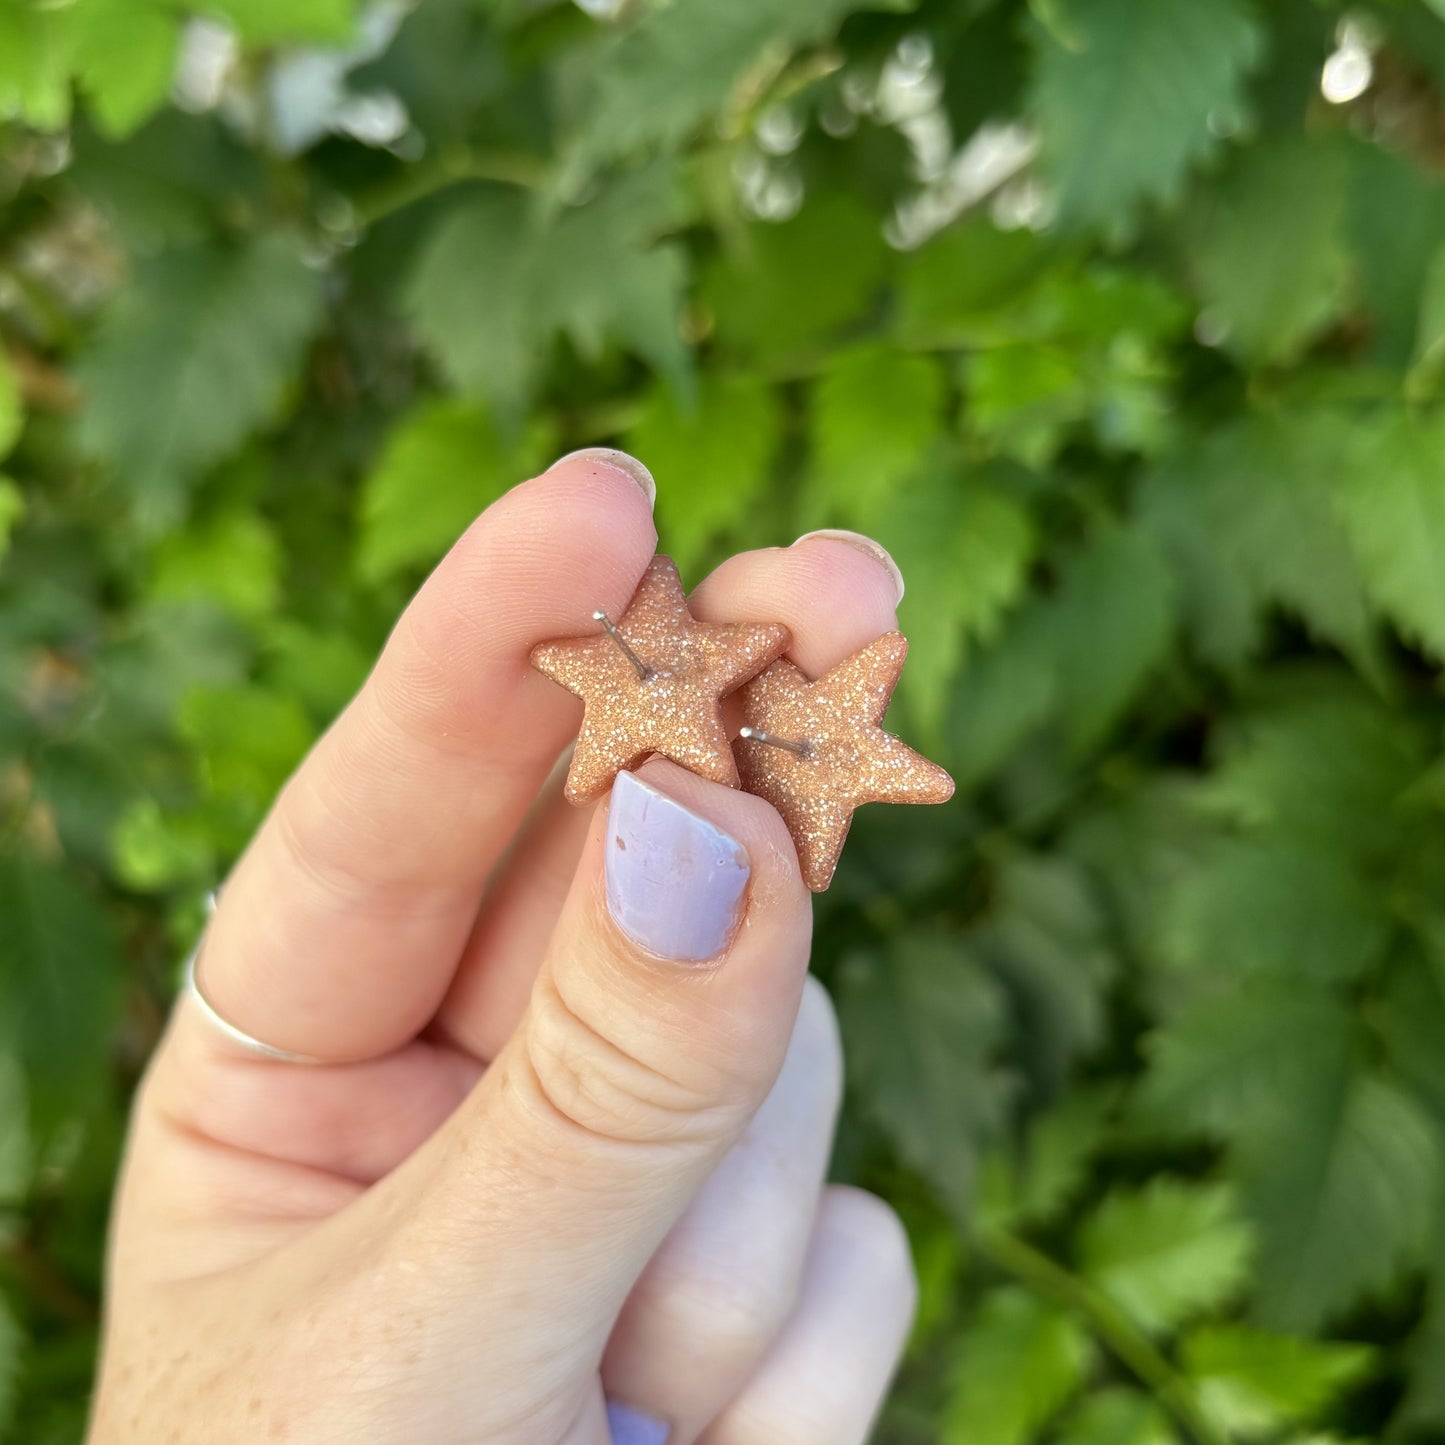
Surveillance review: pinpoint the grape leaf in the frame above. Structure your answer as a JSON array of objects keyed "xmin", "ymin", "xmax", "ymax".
[
  {"xmin": 210, "ymin": 0, "xmax": 356, "ymax": 45},
  {"xmin": 1140, "ymin": 412, "xmax": 1379, "ymax": 675},
  {"xmin": 77, "ymin": 234, "xmax": 324, "ymax": 520},
  {"xmin": 1164, "ymin": 838, "xmax": 1390, "ymax": 986},
  {"xmin": 946, "ymin": 599, "xmax": 1057, "ymax": 790},
  {"xmin": 0, "ymin": 851, "xmax": 123, "ymax": 1129},
  {"xmin": 701, "ymin": 192, "xmax": 890, "ymax": 362},
  {"xmin": 1139, "ymin": 983, "xmax": 1356, "ymax": 1143},
  {"xmin": 836, "ymin": 934, "xmax": 1010, "ymax": 1216},
  {"xmin": 1241, "ymin": 1074, "xmax": 1441, "ymax": 1331},
  {"xmin": 1400, "ymin": 1219, "xmax": 1445, "ymax": 1431},
  {"xmin": 356, "ymin": 399, "xmax": 553, "ymax": 584},
  {"xmin": 886, "ymin": 461, "xmax": 1037, "ymax": 741},
  {"xmin": 1334, "ymin": 408, "xmax": 1445, "ymax": 663},
  {"xmin": 1078, "ymin": 1178, "xmax": 1253, "ymax": 1335},
  {"xmin": 1197, "ymin": 685, "xmax": 1425, "ymax": 865},
  {"xmin": 73, "ymin": 0, "xmax": 178, "ymax": 139},
  {"xmin": 803, "ymin": 345, "xmax": 947, "ymax": 527},
  {"xmin": 978, "ymin": 1086, "xmax": 1114, "ymax": 1232},
  {"xmin": 1054, "ymin": 1388, "xmax": 1178, "ymax": 1445},
  {"xmin": 0, "ymin": 352, "xmax": 21, "ymax": 461},
  {"xmin": 571, "ymin": 0, "xmax": 893, "ymax": 170},
  {"xmin": 628, "ymin": 372, "xmax": 783, "ymax": 576},
  {"xmin": 1049, "ymin": 525, "xmax": 1175, "ymax": 752},
  {"xmin": 943, "ymin": 1287, "xmax": 1092, "ymax": 1445},
  {"xmin": 150, "ymin": 510, "xmax": 282, "ymax": 622},
  {"xmin": 974, "ymin": 854, "xmax": 1117, "ymax": 1093},
  {"xmin": 0, "ymin": 1291, "xmax": 20, "ymax": 1435},
  {"xmin": 1182, "ymin": 1325, "xmax": 1375, "ymax": 1438},
  {"xmin": 1193, "ymin": 137, "xmax": 1352, "ymax": 366},
  {"xmin": 407, "ymin": 170, "xmax": 690, "ymax": 419},
  {"xmin": 1030, "ymin": 0, "xmax": 1262, "ymax": 234},
  {"xmin": 0, "ymin": 1, "xmax": 73, "ymax": 129}
]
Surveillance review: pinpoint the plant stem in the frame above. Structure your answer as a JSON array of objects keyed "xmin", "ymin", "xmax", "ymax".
[{"xmin": 979, "ymin": 1226, "xmax": 1233, "ymax": 1445}]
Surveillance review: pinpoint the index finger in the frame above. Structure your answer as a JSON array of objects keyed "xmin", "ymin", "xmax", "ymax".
[{"xmin": 190, "ymin": 450, "xmax": 657, "ymax": 1063}]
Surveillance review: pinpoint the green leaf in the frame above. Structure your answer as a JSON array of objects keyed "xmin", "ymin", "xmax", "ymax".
[
  {"xmin": 836, "ymin": 934, "xmax": 1010, "ymax": 1215},
  {"xmin": 886, "ymin": 462, "xmax": 1037, "ymax": 741},
  {"xmin": 1182, "ymin": 1325, "xmax": 1375, "ymax": 1439},
  {"xmin": 1054, "ymin": 1388, "xmax": 1178, "ymax": 1445},
  {"xmin": 111, "ymin": 796, "xmax": 214, "ymax": 893},
  {"xmin": 0, "ymin": 477, "xmax": 22, "ymax": 563},
  {"xmin": 1030, "ymin": 0, "xmax": 1262, "ymax": 234},
  {"xmin": 0, "ymin": 1, "xmax": 74, "ymax": 129},
  {"xmin": 974, "ymin": 854, "xmax": 1117, "ymax": 1091},
  {"xmin": 179, "ymin": 683, "xmax": 316, "ymax": 818},
  {"xmin": 1149, "ymin": 981, "xmax": 1436, "ymax": 1333},
  {"xmin": 1078, "ymin": 1178, "xmax": 1253, "ymax": 1335},
  {"xmin": 978, "ymin": 1086, "xmax": 1114, "ymax": 1232},
  {"xmin": 1400, "ymin": 1219, "xmax": 1445, "ymax": 1431},
  {"xmin": 210, "ymin": 0, "xmax": 356, "ymax": 45},
  {"xmin": 1164, "ymin": 838, "xmax": 1390, "ymax": 986},
  {"xmin": 77, "ymin": 234, "xmax": 323, "ymax": 519},
  {"xmin": 1193, "ymin": 137, "xmax": 1352, "ymax": 366},
  {"xmin": 1197, "ymin": 685, "xmax": 1425, "ymax": 864},
  {"xmin": 1049, "ymin": 525, "xmax": 1174, "ymax": 752},
  {"xmin": 356, "ymin": 399, "xmax": 552, "ymax": 584},
  {"xmin": 896, "ymin": 219, "xmax": 1052, "ymax": 345},
  {"xmin": 1139, "ymin": 983, "xmax": 1356, "ymax": 1143},
  {"xmin": 407, "ymin": 171, "xmax": 689, "ymax": 418},
  {"xmin": 572, "ymin": 0, "xmax": 889, "ymax": 170},
  {"xmin": 73, "ymin": 0, "xmax": 178, "ymax": 139},
  {"xmin": 0, "ymin": 1290, "xmax": 21, "ymax": 1435},
  {"xmin": 803, "ymin": 346, "xmax": 947, "ymax": 527},
  {"xmin": 1242, "ymin": 1074, "xmax": 1441, "ymax": 1331},
  {"xmin": 946, "ymin": 599, "xmax": 1057, "ymax": 789},
  {"xmin": 1140, "ymin": 412, "xmax": 1379, "ymax": 674},
  {"xmin": 150, "ymin": 510, "xmax": 282, "ymax": 623},
  {"xmin": 943, "ymin": 1287, "xmax": 1092, "ymax": 1445},
  {"xmin": 0, "ymin": 351, "xmax": 21, "ymax": 461},
  {"xmin": 0, "ymin": 851, "xmax": 123, "ymax": 1128},
  {"xmin": 1335, "ymin": 408, "xmax": 1445, "ymax": 663},
  {"xmin": 0, "ymin": 1053, "xmax": 30, "ymax": 1203},
  {"xmin": 702, "ymin": 192, "xmax": 890, "ymax": 362},
  {"xmin": 628, "ymin": 371, "xmax": 783, "ymax": 576}
]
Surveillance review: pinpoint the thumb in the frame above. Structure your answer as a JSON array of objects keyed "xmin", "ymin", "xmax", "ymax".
[{"xmin": 342, "ymin": 761, "xmax": 812, "ymax": 1428}]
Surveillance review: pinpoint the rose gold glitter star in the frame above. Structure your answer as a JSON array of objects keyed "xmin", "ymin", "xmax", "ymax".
[
  {"xmin": 734, "ymin": 631, "xmax": 955, "ymax": 891},
  {"xmin": 531, "ymin": 555, "xmax": 791, "ymax": 805}
]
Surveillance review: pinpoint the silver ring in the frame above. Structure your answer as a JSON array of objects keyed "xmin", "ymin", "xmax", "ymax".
[{"xmin": 182, "ymin": 894, "xmax": 326, "ymax": 1065}]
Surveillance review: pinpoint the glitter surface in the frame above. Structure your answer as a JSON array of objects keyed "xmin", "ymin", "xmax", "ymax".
[
  {"xmin": 531, "ymin": 555, "xmax": 791, "ymax": 805},
  {"xmin": 734, "ymin": 631, "xmax": 955, "ymax": 892}
]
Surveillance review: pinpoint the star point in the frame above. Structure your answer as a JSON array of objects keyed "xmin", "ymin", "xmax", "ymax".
[
  {"xmin": 734, "ymin": 630, "xmax": 954, "ymax": 891},
  {"xmin": 531, "ymin": 555, "xmax": 791, "ymax": 804}
]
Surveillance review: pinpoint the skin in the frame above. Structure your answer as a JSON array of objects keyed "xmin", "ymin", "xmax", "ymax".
[{"xmin": 90, "ymin": 454, "xmax": 918, "ymax": 1445}]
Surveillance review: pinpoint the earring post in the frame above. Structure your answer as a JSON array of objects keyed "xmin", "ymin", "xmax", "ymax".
[{"xmin": 593, "ymin": 610, "xmax": 652, "ymax": 681}]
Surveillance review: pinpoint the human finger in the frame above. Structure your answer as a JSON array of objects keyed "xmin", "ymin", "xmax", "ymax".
[
  {"xmin": 599, "ymin": 977, "xmax": 843, "ymax": 1441},
  {"xmin": 190, "ymin": 450, "xmax": 656, "ymax": 1064},
  {"xmin": 698, "ymin": 1187, "xmax": 917, "ymax": 1445},
  {"xmin": 316, "ymin": 759, "xmax": 812, "ymax": 1437}
]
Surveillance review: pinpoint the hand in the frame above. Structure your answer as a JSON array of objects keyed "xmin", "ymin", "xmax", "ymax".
[{"xmin": 91, "ymin": 454, "xmax": 917, "ymax": 1445}]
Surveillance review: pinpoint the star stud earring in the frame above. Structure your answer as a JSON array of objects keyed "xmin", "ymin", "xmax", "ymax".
[
  {"xmin": 531, "ymin": 555, "xmax": 791, "ymax": 805},
  {"xmin": 734, "ymin": 631, "xmax": 955, "ymax": 891}
]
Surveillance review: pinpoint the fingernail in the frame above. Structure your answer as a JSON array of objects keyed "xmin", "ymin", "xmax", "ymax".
[
  {"xmin": 551, "ymin": 447, "xmax": 656, "ymax": 510},
  {"xmin": 607, "ymin": 1400, "xmax": 671, "ymax": 1445},
  {"xmin": 605, "ymin": 770, "xmax": 749, "ymax": 964},
  {"xmin": 793, "ymin": 528, "xmax": 905, "ymax": 604}
]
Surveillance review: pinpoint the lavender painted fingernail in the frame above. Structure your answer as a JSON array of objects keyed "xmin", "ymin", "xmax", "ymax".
[
  {"xmin": 605, "ymin": 770, "xmax": 750, "ymax": 963},
  {"xmin": 607, "ymin": 1399, "xmax": 670, "ymax": 1445}
]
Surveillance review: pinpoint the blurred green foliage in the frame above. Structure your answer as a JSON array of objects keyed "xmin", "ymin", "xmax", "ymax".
[{"xmin": 3, "ymin": 0, "xmax": 1445, "ymax": 1440}]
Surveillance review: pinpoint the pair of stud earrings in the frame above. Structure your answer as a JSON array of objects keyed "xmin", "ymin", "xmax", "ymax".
[{"xmin": 531, "ymin": 556, "xmax": 955, "ymax": 892}]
